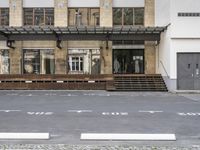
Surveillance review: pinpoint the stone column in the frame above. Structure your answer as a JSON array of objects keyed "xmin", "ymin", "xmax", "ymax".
[
  {"xmin": 9, "ymin": 41, "xmax": 22, "ymax": 74},
  {"xmin": 54, "ymin": 41, "xmax": 67, "ymax": 74},
  {"xmin": 9, "ymin": 0, "xmax": 23, "ymax": 26},
  {"xmin": 100, "ymin": 0, "xmax": 113, "ymax": 27},
  {"xmin": 100, "ymin": 41, "xmax": 112, "ymax": 74},
  {"xmin": 144, "ymin": 0, "xmax": 156, "ymax": 74},
  {"xmin": 100, "ymin": 0, "xmax": 113, "ymax": 74},
  {"xmin": 54, "ymin": 0, "xmax": 68, "ymax": 26}
]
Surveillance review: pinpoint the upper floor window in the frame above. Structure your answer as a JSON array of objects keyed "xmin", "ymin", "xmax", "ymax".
[
  {"xmin": 0, "ymin": 8, "xmax": 9, "ymax": 26},
  {"xmin": 68, "ymin": 8, "xmax": 100, "ymax": 26},
  {"xmin": 113, "ymin": 8, "xmax": 144, "ymax": 26},
  {"xmin": 24, "ymin": 8, "xmax": 54, "ymax": 26}
]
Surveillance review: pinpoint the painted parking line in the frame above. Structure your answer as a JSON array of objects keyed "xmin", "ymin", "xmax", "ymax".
[
  {"xmin": 81, "ymin": 133, "xmax": 176, "ymax": 141},
  {"xmin": 68, "ymin": 110, "xmax": 93, "ymax": 113},
  {"xmin": 0, "ymin": 133, "xmax": 49, "ymax": 140},
  {"xmin": 0, "ymin": 110, "xmax": 21, "ymax": 112},
  {"xmin": 139, "ymin": 110, "xmax": 163, "ymax": 114}
]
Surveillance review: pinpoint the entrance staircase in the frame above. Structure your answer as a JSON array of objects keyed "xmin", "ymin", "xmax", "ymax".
[{"xmin": 107, "ymin": 74, "xmax": 168, "ymax": 91}]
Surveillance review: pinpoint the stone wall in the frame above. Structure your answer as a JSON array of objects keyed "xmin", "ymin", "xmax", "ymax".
[
  {"xmin": 9, "ymin": 41, "xmax": 22, "ymax": 74},
  {"xmin": 9, "ymin": 0, "xmax": 23, "ymax": 26},
  {"xmin": 54, "ymin": 0, "xmax": 68, "ymax": 26},
  {"xmin": 144, "ymin": 0, "xmax": 156, "ymax": 74}
]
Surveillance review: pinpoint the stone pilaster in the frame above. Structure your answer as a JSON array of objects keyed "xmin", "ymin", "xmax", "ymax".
[
  {"xmin": 100, "ymin": 0, "xmax": 113, "ymax": 27},
  {"xmin": 9, "ymin": 0, "xmax": 23, "ymax": 26},
  {"xmin": 54, "ymin": 0, "xmax": 68, "ymax": 27},
  {"xmin": 54, "ymin": 41, "xmax": 67, "ymax": 74},
  {"xmin": 144, "ymin": 0, "xmax": 155, "ymax": 26},
  {"xmin": 100, "ymin": 41, "xmax": 112, "ymax": 74},
  {"xmin": 9, "ymin": 41, "xmax": 22, "ymax": 74},
  {"xmin": 144, "ymin": 0, "xmax": 156, "ymax": 74}
]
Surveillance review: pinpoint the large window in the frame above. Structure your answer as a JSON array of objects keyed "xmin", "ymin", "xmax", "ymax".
[
  {"xmin": 113, "ymin": 8, "xmax": 144, "ymax": 26},
  {"xmin": 0, "ymin": 50, "xmax": 10, "ymax": 74},
  {"xmin": 68, "ymin": 8, "xmax": 100, "ymax": 26},
  {"xmin": 0, "ymin": 8, "xmax": 9, "ymax": 26},
  {"xmin": 24, "ymin": 8, "xmax": 54, "ymax": 26},
  {"xmin": 68, "ymin": 49, "xmax": 100, "ymax": 74},
  {"xmin": 23, "ymin": 49, "xmax": 55, "ymax": 74}
]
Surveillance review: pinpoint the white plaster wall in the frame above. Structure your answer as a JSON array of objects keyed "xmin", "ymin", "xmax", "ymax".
[
  {"xmin": 23, "ymin": 0, "xmax": 54, "ymax": 7},
  {"xmin": 0, "ymin": 0, "xmax": 9, "ymax": 7},
  {"xmin": 68, "ymin": 0, "xmax": 99, "ymax": 7},
  {"xmin": 155, "ymin": 0, "xmax": 170, "ymax": 26},
  {"xmin": 156, "ymin": 27, "xmax": 171, "ymax": 78},
  {"xmin": 171, "ymin": 0, "xmax": 200, "ymax": 38},
  {"xmin": 170, "ymin": 39, "xmax": 200, "ymax": 79},
  {"xmin": 113, "ymin": 0, "xmax": 144, "ymax": 7}
]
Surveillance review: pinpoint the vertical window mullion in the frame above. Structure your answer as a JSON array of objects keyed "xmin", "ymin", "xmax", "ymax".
[
  {"xmin": 33, "ymin": 8, "xmax": 35, "ymax": 25},
  {"xmin": 0, "ymin": 9, "xmax": 1, "ymax": 25},
  {"xmin": 122, "ymin": 8, "xmax": 123, "ymax": 25},
  {"xmin": 44, "ymin": 8, "xmax": 46, "ymax": 25}
]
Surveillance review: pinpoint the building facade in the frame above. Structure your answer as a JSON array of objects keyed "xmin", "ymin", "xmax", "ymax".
[
  {"xmin": 155, "ymin": 0, "xmax": 200, "ymax": 91},
  {"xmin": 1, "ymin": 0, "xmax": 198, "ymax": 91}
]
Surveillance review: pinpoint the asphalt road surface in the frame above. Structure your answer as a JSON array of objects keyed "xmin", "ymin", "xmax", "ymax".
[{"xmin": 0, "ymin": 90, "xmax": 200, "ymax": 147}]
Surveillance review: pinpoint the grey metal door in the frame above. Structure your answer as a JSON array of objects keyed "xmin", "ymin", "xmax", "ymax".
[{"xmin": 177, "ymin": 53, "xmax": 200, "ymax": 90}]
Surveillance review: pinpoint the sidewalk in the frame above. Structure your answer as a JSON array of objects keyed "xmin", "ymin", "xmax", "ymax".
[{"xmin": 0, "ymin": 145, "xmax": 200, "ymax": 150}]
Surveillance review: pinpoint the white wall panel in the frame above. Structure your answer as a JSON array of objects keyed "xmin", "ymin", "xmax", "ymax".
[
  {"xmin": 155, "ymin": 0, "xmax": 170, "ymax": 26},
  {"xmin": 171, "ymin": 0, "xmax": 200, "ymax": 38},
  {"xmin": 23, "ymin": 0, "xmax": 54, "ymax": 8},
  {"xmin": 113, "ymin": 0, "xmax": 144, "ymax": 7},
  {"xmin": 0, "ymin": 0, "xmax": 9, "ymax": 7},
  {"xmin": 68, "ymin": 0, "xmax": 99, "ymax": 7}
]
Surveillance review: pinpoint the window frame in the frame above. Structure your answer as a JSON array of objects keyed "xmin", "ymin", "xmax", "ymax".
[
  {"xmin": 0, "ymin": 8, "xmax": 9, "ymax": 26},
  {"xmin": 23, "ymin": 8, "xmax": 54, "ymax": 26},
  {"xmin": 68, "ymin": 8, "xmax": 100, "ymax": 27},
  {"xmin": 113, "ymin": 7, "xmax": 144, "ymax": 26}
]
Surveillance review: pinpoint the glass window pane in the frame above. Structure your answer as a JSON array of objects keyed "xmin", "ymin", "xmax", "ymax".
[
  {"xmin": 0, "ymin": 50, "xmax": 10, "ymax": 74},
  {"xmin": 24, "ymin": 8, "xmax": 33, "ymax": 25},
  {"xmin": 45, "ymin": 8, "xmax": 54, "ymax": 25},
  {"xmin": 134, "ymin": 8, "xmax": 144, "ymax": 25},
  {"xmin": 90, "ymin": 8, "xmax": 100, "ymax": 26},
  {"xmin": 23, "ymin": 49, "xmax": 40, "ymax": 74},
  {"xmin": 34, "ymin": 8, "xmax": 45, "ymax": 26},
  {"xmin": 124, "ymin": 8, "xmax": 133, "ymax": 25},
  {"xmin": 68, "ymin": 9, "xmax": 76, "ymax": 26},
  {"xmin": 113, "ymin": 8, "xmax": 122, "ymax": 25},
  {"xmin": 0, "ymin": 8, "xmax": 9, "ymax": 26},
  {"xmin": 40, "ymin": 50, "xmax": 55, "ymax": 74}
]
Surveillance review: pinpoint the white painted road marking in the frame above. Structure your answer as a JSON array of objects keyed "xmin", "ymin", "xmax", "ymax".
[
  {"xmin": 139, "ymin": 110, "xmax": 163, "ymax": 114},
  {"xmin": 27, "ymin": 112, "xmax": 53, "ymax": 116},
  {"xmin": 68, "ymin": 110, "xmax": 93, "ymax": 113},
  {"xmin": 81, "ymin": 133, "xmax": 176, "ymax": 141},
  {"xmin": 0, "ymin": 133, "xmax": 49, "ymax": 140},
  {"xmin": 178, "ymin": 112, "xmax": 200, "ymax": 116},
  {"xmin": 102, "ymin": 112, "xmax": 128, "ymax": 116},
  {"xmin": 0, "ymin": 110, "xmax": 21, "ymax": 112}
]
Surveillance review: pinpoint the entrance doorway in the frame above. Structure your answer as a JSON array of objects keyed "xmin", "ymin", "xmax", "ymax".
[
  {"xmin": 113, "ymin": 49, "xmax": 144, "ymax": 74},
  {"xmin": 177, "ymin": 53, "xmax": 200, "ymax": 90}
]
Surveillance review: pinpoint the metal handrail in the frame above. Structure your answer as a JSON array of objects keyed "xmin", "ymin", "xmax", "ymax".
[{"xmin": 160, "ymin": 61, "xmax": 170, "ymax": 79}]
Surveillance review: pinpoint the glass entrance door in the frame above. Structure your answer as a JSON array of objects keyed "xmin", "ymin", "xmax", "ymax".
[{"xmin": 113, "ymin": 49, "xmax": 144, "ymax": 74}]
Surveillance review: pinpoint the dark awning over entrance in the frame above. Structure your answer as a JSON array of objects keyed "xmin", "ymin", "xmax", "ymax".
[{"xmin": 0, "ymin": 26, "xmax": 167, "ymax": 41}]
